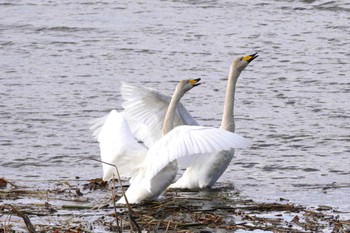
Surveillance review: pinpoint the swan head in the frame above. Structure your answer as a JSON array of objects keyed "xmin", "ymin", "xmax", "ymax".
[
  {"xmin": 176, "ymin": 78, "xmax": 201, "ymax": 94},
  {"xmin": 232, "ymin": 52, "xmax": 258, "ymax": 72}
]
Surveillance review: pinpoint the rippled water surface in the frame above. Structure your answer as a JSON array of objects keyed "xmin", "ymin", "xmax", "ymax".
[{"xmin": 1, "ymin": 0, "xmax": 349, "ymax": 213}]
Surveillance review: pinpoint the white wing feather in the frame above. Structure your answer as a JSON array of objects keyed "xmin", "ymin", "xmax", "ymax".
[
  {"xmin": 144, "ymin": 125, "xmax": 251, "ymax": 182},
  {"xmin": 121, "ymin": 82, "xmax": 198, "ymax": 147},
  {"xmin": 90, "ymin": 115, "xmax": 109, "ymax": 140},
  {"xmin": 89, "ymin": 82, "xmax": 198, "ymax": 148},
  {"xmin": 97, "ymin": 110, "xmax": 146, "ymax": 181}
]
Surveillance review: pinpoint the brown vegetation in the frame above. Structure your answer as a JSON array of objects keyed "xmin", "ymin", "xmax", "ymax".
[{"xmin": 0, "ymin": 177, "xmax": 349, "ymax": 232}]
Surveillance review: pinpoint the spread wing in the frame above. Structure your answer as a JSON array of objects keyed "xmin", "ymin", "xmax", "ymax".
[
  {"xmin": 144, "ymin": 125, "xmax": 251, "ymax": 183},
  {"xmin": 90, "ymin": 82, "xmax": 198, "ymax": 148},
  {"xmin": 121, "ymin": 82, "xmax": 199, "ymax": 147},
  {"xmin": 97, "ymin": 110, "xmax": 147, "ymax": 181}
]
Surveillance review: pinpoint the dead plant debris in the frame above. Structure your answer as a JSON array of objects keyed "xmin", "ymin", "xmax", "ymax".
[{"xmin": 0, "ymin": 178, "xmax": 349, "ymax": 233}]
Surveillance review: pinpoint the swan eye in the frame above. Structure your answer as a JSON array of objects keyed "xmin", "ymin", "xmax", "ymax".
[{"xmin": 239, "ymin": 57, "xmax": 243, "ymax": 61}]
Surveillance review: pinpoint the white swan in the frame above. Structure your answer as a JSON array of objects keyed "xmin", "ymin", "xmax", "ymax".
[
  {"xmin": 93, "ymin": 79, "xmax": 251, "ymax": 203},
  {"xmin": 116, "ymin": 53, "xmax": 258, "ymax": 189},
  {"xmin": 169, "ymin": 53, "xmax": 258, "ymax": 189}
]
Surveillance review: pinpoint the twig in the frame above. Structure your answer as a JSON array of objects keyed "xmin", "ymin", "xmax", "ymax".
[
  {"xmin": 4, "ymin": 204, "xmax": 37, "ymax": 233},
  {"xmin": 151, "ymin": 200, "xmax": 175, "ymax": 210},
  {"xmin": 88, "ymin": 157, "xmax": 141, "ymax": 233},
  {"xmin": 165, "ymin": 220, "xmax": 171, "ymax": 232},
  {"xmin": 111, "ymin": 174, "xmax": 122, "ymax": 233},
  {"xmin": 110, "ymin": 163, "xmax": 141, "ymax": 233},
  {"xmin": 61, "ymin": 205, "xmax": 92, "ymax": 210}
]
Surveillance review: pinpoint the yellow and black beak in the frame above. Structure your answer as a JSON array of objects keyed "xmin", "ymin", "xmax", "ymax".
[
  {"xmin": 188, "ymin": 78, "xmax": 201, "ymax": 87},
  {"xmin": 242, "ymin": 52, "xmax": 259, "ymax": 63}
]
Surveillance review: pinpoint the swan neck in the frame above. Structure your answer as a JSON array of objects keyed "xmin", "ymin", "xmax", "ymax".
[
  {"xmin": 220, "ymin": 65, "xmax": 241, "ymax": 132},
  {"xmin": 162, "ymin": 87, "xmax": 184, "ymax": 135}
]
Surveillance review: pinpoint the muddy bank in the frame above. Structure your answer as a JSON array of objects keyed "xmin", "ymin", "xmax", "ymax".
[{"xmin": 1, "ymin": 177, "xmax": 349, "ymax": 232}]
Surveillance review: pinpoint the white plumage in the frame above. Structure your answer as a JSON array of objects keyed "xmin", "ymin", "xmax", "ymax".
[
  {"xmin": 97, "ymin": 110, "xmax": 146, "ymax": 181},
  {"xmin": 120, "ymin": 82, "xmax": 198, "ymax": 148},
  {"xmin": 109, "ymin": 53, "xmax": 258, "ymax": 190},
  {"xmin": 143, "ymin": 125, "xmax": 251, "ymax": 190},
  {"xmin": 170, "ymin": 53, "xmax": 258, "ymax": 189},
  {"xmin": 91, "ymin": 78, "xmax": 251, "ymax": 203}
]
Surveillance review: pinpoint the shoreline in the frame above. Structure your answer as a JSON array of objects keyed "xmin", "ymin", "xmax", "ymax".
[{"xmin": 1, "ymin": 177, "xmax": 349, "ymax": 232}]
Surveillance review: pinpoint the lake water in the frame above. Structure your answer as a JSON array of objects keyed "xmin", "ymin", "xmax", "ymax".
[{"xmin": 1, "ymin": 0, "xmax": 349, "ymax": 215}]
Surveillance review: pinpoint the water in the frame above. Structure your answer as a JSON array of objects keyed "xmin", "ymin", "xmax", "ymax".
[{"xmin": 1, "ymin": 0, "xmax": 349, "ymax": 214}]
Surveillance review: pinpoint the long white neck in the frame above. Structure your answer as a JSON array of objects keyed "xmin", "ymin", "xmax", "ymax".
[
  {"xmin": 220, "ymin": 64, "xmax": 241, "ymax": 133},
  {"xmin": 162, "ymin": 86, "xmax": 185, "ymax": 135}
]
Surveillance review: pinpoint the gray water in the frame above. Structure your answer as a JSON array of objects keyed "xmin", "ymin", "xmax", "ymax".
[{"xmin": 1, "ymin": 0, "xmax": 349, "ymax": 214}]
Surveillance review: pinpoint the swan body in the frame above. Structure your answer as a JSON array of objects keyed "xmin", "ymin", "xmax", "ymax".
[
  {"xmin": 169, "ymin": 150, "xmax": 234, "ymax": 189},
  {"xmin": 93, "ymin": 78, "xmax": 251, "ymax": 203}
]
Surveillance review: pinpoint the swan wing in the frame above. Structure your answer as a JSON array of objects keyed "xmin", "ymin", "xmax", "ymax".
[
  {"xmin": 90, "ymin": 114, "xmax": 109, "ymax": 140},
  {"xmin": 97, "ymin": 110, "xmax": 146, "ymax": 181},
  {"xmin": 121, "ymin": 82, "xmax": 198, "ymax": 147},
  {"xmin": 144, "ymin": 125, "xmax": 251, "ymax": 182}
]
